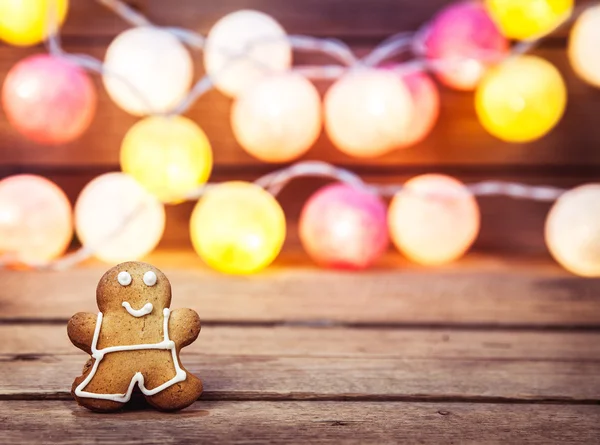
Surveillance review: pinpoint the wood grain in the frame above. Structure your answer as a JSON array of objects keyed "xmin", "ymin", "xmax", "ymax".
[
  {"xmin": 2, "ymin": 347, "xmax": 600, "ymax": 402},
  {"xmin": 2, "ymin": 325, "xmax": 600, "ymax": 403},
  {"xmin": 1, "ymin": 251, "xmax": 599, "ymax": 326},
  {"xmin": 59, "ymin": 0, "xmax": 594, "ymax": 39},
  {"xmin": 3, "ymin": 324, "xmax": 600, "ymax": 360},
  {"xmin": 1, "ymin": 45, "xmax": 600, "ymax": 169},
  {"xmin": 2, "ymin": 401, "xmax": 599, "ymax": 445}
]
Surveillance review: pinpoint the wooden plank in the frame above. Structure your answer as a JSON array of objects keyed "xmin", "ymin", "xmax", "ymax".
[
  {"xmin": 1, "ymin": 326, "xmax": 599, "ymax": 402},
  {"xmin": 60, "ymin": 0, "xmax": 593, "ymax": 39},
  {"xmin": 143, "ymin": 0, "xmax": 455, "ymax": 38},
  {"xmin": 59, "ymin": 0, "xmax": 135, "ymax": 37},
  {"xmin": 1, "ymin": 251, "xmax": 599, "ymax": 326},
  {"xmin": 3, "ymin": 324, "xmax": 600, "ymax": 360},
  {"xmin": 2, "ymin": 351, "xmax": 600, "ymax": 402},
  {"xmin": 1, "ymin": 45, "xmax": 600, "ymax": 168},
  {"xmin": 2, "ymin": 401, "xmax": 599, "ymax": 444}
]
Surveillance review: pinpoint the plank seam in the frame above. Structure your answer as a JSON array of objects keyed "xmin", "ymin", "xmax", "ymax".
[
  {"xmin": 2, "ymin": 318, "xmax": 600, "ymax": 332},
  {"xmin": 1, "ymin": 392, "xmax": 598, "ymax": 405}
]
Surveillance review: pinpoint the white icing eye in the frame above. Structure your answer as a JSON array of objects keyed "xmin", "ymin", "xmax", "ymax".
[
  {"xmin": 143, "ymin": 271, "xmax": 157, "ymax": 286},
  {"xmin": 117, "ymin": 271, "xmax": 132, "ymax": 286}
]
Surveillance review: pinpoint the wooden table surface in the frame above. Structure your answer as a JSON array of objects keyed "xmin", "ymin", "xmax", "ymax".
[{"xmin": 1, "ymin": 249, "xmax": 599, "ymax": 444}]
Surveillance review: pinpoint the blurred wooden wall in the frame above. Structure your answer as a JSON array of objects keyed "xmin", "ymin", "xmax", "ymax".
[{"xmin": 0, "ymin": 0, "xmax": 598, "ymax": 253}]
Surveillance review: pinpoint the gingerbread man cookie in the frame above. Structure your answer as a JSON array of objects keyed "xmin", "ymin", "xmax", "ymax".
[{"xmin": 67, "ymin": 261, "xmax": 203, "ymax": 412}]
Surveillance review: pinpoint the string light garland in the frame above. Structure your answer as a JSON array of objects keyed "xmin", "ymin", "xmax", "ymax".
[{"xmin": 0, "ymin": 0, "xmax": 598, "ymax": 277}]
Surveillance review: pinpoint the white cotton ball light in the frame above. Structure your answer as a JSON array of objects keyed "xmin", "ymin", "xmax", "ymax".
[
  {"xmin": 545, "ymin": 184, "xmax": 600, "ymax": 277},
  {"xmin": 388, "ymin": 174, "xmax": 480, "ymax": 265},
  {"xmin": 569, "ymin": 5, "xmax": 600, "ymax": 88},
  {"xmin": 75, "ymin": 173, "xmax": 166, "ymax": 264},
  {"xmin": 204, "ymin": 10, "xmax": 292, "ymax": 97},
  {"xmin": 103, "ymin": 27, "xmax": 193, "ymax": 115},
  {"xmin": 324, "ymin": 69, "xmax": 414, "ymax": 158},
  {"xmin": 0, "ymin": 175, "xmax": 72, "ymax": 263},
  {"xmin": 231, "ymin": 72, "xmax": 322, "ymax": 162}
]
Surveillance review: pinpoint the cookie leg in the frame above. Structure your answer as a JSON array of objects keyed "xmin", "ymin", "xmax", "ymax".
[
  {"xmin": 146, "ymin": 370, "xmax": 203, "ymax": 412},
  {"xmin": 71, "ymin": 355, "xmax": 137, "ymax": 412}
]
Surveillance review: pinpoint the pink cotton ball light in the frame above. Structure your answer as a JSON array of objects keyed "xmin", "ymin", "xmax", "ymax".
[
  {"xmin": 422, "ymin": 1, "xmax": 508, "ymax": 90},
  {"xmin": 0, "ymin": 175, "xmax": 73, "ymax": 264},
  {"xmin": 2, "ymin": 54, "xmax": 97, "ymax": 145},
  {"xmin": 299, "ymin": 183, "xmax": 389, "ymax": 269}
]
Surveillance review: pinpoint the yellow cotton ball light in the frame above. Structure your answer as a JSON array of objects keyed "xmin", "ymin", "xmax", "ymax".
[
  {"xmin": 0, "ymin": 0, "xmax": 69, "ymax": 46},
  {"xmin": 103, "ymin": 27, "xmax": 193, "ymax": 115},
  {"xmin": 545, "ymin": 184, "xmax": 600, "ymax": 277},
  {"xmin": 190, "ymin": 182, "xmax": 286, "ymax": 274},
  {"xmin": 569, "ymin": 5, "xmax": 600, "ymax": 88},
  {"xmin": 0, "ymin": 175, "xmax": 72, "ymax": 263},
  {"xmin": 121, "ymin": 116, "xmax": 213, "ymax": 203},
  {"xmin": 75, "ymin": 173, "xmax": 165, "ymax": 264},
  {"xmin": 231, "ymin": 72, "xmax": 322, "ymax": 162},
  {"xmin": 475, "ymin": 56, "xmax": 566, "ymax": 143},
  {"xmin": 485, "ymin": 0, "xmax": 573, "ymax": 40},
  {"xmin": 324, "ymin": 69, "xmax": 413, "ymax": 158},
  {"xmin": 204, "ymin": 10, "xmax": 292, "ymax": 97},
  {"xmin": 388, "ymin": 174, "xmax": 480, "ymax": 266}
]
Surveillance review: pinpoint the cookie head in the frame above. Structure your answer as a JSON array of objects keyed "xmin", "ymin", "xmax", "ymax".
[{"xmin": 96, "ymin": 261, "xmax": 172, "ymax": 315}]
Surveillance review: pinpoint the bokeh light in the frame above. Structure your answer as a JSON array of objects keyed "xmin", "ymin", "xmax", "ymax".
[
  {"xmin": 103, "ymin": 27, "xmax": 193, "ymax": 115},
  {"xmin": 190, "ymin": 181, "xmax": 286, "ymax": 274},
  {"xmin": 0, "ymin": 174, "xmax": 72, "ymax": 263},
  {"xmin": 300, "ymin": 183, "xmax": 389, "ymax": 269},
  {"xmin": 423, "ymin": 1, "xmax": 508, "ymax": 90},
  {"xmin": 388, "ymin": 174, "xmax": 480, "ymax": 265},
  {"xmin": 204, "ymin": 10, "xmax": 292, "ymax": 97},
  {"xmin": 569, "ymin": 5, "xmax": 600, "ymax": 88},
  {"xmin": 75, "ymin": 173, "xmax": 165, "ymax": 264},
  {"xmin": 0, "ymin": 0, "xmax": 69, "ymax": 46},
  {"xmin": 324, "ymin": 69, "xmax": 413, "ymax": 158},
  {"xmin": 485, "ymin": 0, "xmax": 573, "ymax": 40},
  {"xmin": 120, "ymin": 116, "xmax": 213, "ymax": 203},
  {"xmin": 2, "ymin": 54, "xmax": 96, "ymax": 145},
  {"xmin": 396, "ymin": 72, "xmax": 440, "ymax": 148},
  {"xmin": 231, "ymin": 72, "xmax": 322, "ymax": 162},
  {"xmin": 475, "ymin": 56, "xmax": 567, "ymax": 143},
  {"xmin": 545, "ymin": 184, "xmax": 600, "ymax": 277}
]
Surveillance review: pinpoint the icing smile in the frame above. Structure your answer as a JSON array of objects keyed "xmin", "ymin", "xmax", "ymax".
[{"xmin": 122, "ymin": 302, "xmax": 154, "ymax": 317}]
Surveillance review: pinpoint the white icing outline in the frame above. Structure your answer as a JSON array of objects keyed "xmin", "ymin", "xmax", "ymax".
[
  {"xmin": 143, "ymin": 271, "xmax": 157, "ymax": 286},
  {"xmin": 74, "ymin": 308, "xmax": 187, "ymax": 403},
  {"xmin": 122, "ymin": 301, "xmax": 153, "ymax": 317}
]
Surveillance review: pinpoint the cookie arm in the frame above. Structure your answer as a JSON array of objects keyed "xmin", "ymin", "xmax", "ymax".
[
  {"xmin": 168, "ymin": 308, "xmax": 201, "ymax": 349},
  {"xmin": 67, "ymin": 312, "xmax": 98, "ymax": 355}
]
